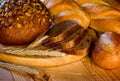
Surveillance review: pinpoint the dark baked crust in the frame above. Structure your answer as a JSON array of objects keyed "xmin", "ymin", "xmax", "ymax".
[
  {"xmin": 0, "ymin": 0, "xmax": 52, "ymax": 45},
  {"xmin": 42, "ymin": 21, "xmax": 91, "ymax": 55}
]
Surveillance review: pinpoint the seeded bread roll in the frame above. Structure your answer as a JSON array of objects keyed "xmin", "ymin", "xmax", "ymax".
[{"xmin": 0, "ymin": 0, "xmax": 52, "ymax": 45}]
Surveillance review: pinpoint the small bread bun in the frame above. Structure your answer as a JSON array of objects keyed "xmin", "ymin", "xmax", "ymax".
[
  {"xmin": 92, "ymin": 32, "xmax": 120, "ymax": 69},
  {"xmin": 0, "ymin": 0, "xmax": 52, "ymax": 45}
]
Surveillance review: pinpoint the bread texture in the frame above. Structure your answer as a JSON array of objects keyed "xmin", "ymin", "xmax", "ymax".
[
  {"xmin": 42, "ymin": 20, "xmax": 91, "ymax": 55},
  {"xmin": 80, "ymin": 2, "xmax": 120, "ymax": 34},
  {"xmin": 42, "ymin": 21, "xmax": 81, "ymax": 47},
  {"xmin": 104, "ymin": 0, "xmax": 120, "ymax": 11},
  {"xmin": 92, "ymin": 32, "xmax": 120, "ymax": 69},
  {"xmin": 40, "ymin": 0, "xmax": 90, "ymax": 29},
  {"xmin": 0, "ymin": 0, "xmax": 52, "ymax": 45}
]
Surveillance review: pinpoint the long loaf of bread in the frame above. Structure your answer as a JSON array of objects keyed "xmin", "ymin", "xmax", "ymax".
[
  {"xmin": 40, "ymin": 0, "xmax": 90, "ymax": 29},
  {"xmin": 74, "ymin": 1, "xmax": 120, "ymax": 34}
]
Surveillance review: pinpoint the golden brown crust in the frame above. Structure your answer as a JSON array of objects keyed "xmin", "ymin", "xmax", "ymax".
[
  {"xmin": 92, "ymin": 32, "xmax": 120, "ymax": 69},
  {"xmin": 81, "ymin": 2, "xmax": 120, "ymax": 34},
  {"xmin": 73, "ymin": 0, "xmax": 109, "ymax": 5},
  {"xmin": 0, "ymin": 0, "xmax": 52, "ymax": 45},
  {"xmin": 41, "ymin": 0, "xmax": 90, "ymax": 29},
  {"xmin": 81, "ymin": 2, "xmax": 120, "ymax": 19},
  {"xmin": 90, "ymin": 19, "xmax": 120, "ymax": 34},
  {"xmin": 104, "ymin": 0, "xmax": 120, "ymax": 11}
]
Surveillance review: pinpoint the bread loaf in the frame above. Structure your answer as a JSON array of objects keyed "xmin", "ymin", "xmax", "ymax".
[
  {"xmin": 91, "ymin": 19, "xmax": 120, "ymax": 34},
  {"xmin": 0, "ymin": 0, "xmax": 52, "ymax": 45},
  {"xmin": 81, "ymin": 2, "xmax": 120, "ymax": 19},
  {"xmin": 40, "ymin": 0, "xmax": 90, "ymax": 29},
  {"xmin": 80, "ymin": 2, "xmax": 120, "ymax": 34}
]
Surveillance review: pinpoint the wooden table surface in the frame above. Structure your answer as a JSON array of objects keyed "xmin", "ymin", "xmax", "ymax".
[{"xmin": 0, "ymin": 56, "xmax": 120, "ymax": 81}]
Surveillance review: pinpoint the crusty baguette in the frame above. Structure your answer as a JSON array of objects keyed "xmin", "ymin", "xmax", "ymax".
[
  {"xmin": 81, "ymin": 2, "xmax": 120, "ymax": 19},
  {"xmin": 40, "ymin": 0, "xmax": 90, "ymax": 29},
  {"xmin": 73, "ymin": 0, "xmax": 109, "ymax": 5},
  {"xmin": 104, "ymin": 0, "xmax": 120, "ymax": 11},
  {"xmin": 91, "ymin": 19, "xmax": 120, "ymax": 34},
  {"xmin": 80, "ymin": 2, "xmax": 120, "ymax": 34}
]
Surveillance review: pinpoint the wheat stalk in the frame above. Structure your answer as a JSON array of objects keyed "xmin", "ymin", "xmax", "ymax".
[
  {"xmin": 0, "ymin": 48, "xmax": 66, "ymax": 57},
  {"xmin": 0, "ymin": 62, "xmax": 40, "ymax": 75}
]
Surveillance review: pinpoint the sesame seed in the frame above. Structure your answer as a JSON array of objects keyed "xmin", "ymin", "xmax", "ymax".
[
  {"xmin": 41, "ymin": 10, "xmax": 45, "ymax": 15},
  {"xmin": 49, "ymin": 19, "xmax": 52, "ymax": 22},
  {"xmin": 9, "ymin": 26, "xmax": 13, "ymax": 29},
  {"xmin": 25, "ymin": 13, "xmax": 31, "ymax": 16},
  {"xmin": 17, "ymin": 18, "xmax": 19, "ymax": 20},
  {"xmin": 17, "ymin": 23, "xmax": 22, "ymax": 28},
  {"xmin": 42, "ymin": 18, "xmax": 45, "ymax": 23}
]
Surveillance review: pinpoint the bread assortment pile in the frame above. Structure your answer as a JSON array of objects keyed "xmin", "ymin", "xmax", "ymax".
[{"xmin": 0, "ymin": 0, "xmax": 120, "ymax": 76}]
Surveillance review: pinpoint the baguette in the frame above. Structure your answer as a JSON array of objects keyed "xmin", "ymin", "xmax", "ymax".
[
  {"xmin": 73, "ymin": 0, "xmax": 109, "ymax": 5},
  {"xmin": 91, "ymin": 19, "xmax": 120, "ymax": 34},
  {"xmin": 40, "ymin": 0, "xmax": 90, "ymax": 29},
  {"xmin": 104, "ymin": 0, "xmax": 120, "ymax": 11},
  {"xmin": 81, "ymin": 2, "xmax": 120, "ymax": 19},
  {"xmin": 80, "ymin": 2, "xmax": 120, "ymax": 34}
]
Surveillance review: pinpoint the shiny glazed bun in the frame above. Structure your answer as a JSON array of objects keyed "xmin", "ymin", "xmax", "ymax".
[
  {"xmin": 0, "ymin": 0, "xmax": 52, "ymax": 45},
  {"xmin": 92, "ymin": 32, "xmax": 120, "ymax": 69}
]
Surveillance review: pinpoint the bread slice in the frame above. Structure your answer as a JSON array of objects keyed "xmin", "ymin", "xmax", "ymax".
[
  {"xmin": 42, "ymin": 20, "xmax": 91, "ymax": 55},
  {"xmin": 44, "ymin": 26, "xmax": 85, "ymax": 49},
  {"xmin": 42, "ymin": 20, "xmax": 80, "ymax": 45},
  {"xmin": 61, "ymin": 33, "xmax": 91, "ymax": 55}
]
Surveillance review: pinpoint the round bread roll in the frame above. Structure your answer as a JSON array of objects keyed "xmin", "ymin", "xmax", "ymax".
[
  {"xmin": 92, "ymin": 32, "xmax": 120, "ymax": 69},
  {"xmin": 0, "ymin": 0, "xmax": 52, "ymax": 45}
]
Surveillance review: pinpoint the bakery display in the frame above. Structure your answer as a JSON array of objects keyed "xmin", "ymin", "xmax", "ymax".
[{"xmin": 0, "ymin": 0, "xmax": 120, "ymax": 77}]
